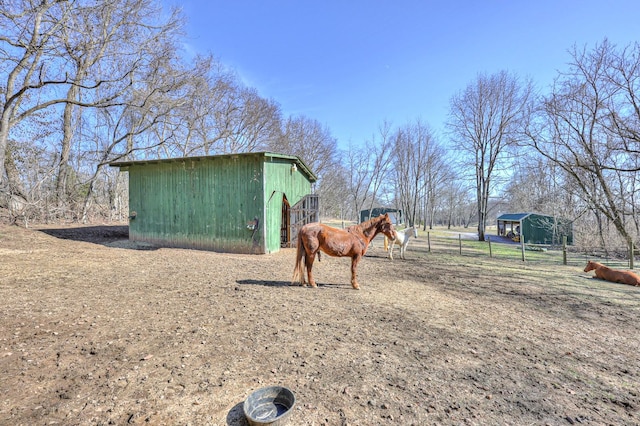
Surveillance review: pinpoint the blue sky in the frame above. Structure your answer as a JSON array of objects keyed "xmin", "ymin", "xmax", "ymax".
[{"xmin": 166, "ymin": 1, "xmax": 640, "ymax": 149}]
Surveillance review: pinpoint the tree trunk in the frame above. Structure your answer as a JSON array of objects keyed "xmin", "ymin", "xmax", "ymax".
[{"xmin": 56, "ymin": 83, "xmax": 81, "ymax": 203}]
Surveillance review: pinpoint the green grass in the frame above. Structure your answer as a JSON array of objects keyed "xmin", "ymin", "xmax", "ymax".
[
  {"xmin": 425, "ymin": 235, "xmax": 552, "ymax": 261},
  {"xmin": 321, "ymin": 220, "xmax": 635, "ymax": 269}
]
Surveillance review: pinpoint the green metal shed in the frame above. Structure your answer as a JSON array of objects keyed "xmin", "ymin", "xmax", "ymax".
[
  {"xmin": 359, "ymin": 208, "xmax": 403, "ymax": 225},
  {"xmin": 109, "ymin": 152, "xmax": 318, "ymax": 254},
  {"xmin": 496, "ymin": 212, "xmax": 573, "ymax": 245}
]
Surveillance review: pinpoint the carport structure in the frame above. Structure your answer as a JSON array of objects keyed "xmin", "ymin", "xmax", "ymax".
[{"xmin": 497, "ymin": 212, "xmax": 573, "ymax": 245}]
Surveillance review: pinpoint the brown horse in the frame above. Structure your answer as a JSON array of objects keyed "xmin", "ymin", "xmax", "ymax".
[
  {"xmin": 292, "ymin": 213, "xmax": 395, "ymax": 290},
  {"xmin": 584, "ymin": 260, "xmax": 640, "ymax": 286}
]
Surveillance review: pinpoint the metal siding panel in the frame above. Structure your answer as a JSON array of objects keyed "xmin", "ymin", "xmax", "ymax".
[
  {"xmin": 263, "ymin": 159, "xmax": 313, "ymax": 253},
  {"xmin": 524, "ymin": 214, "xmax": 551, "ymax": 244},
  {"xmin": 128, "ymin": 156, "xmax": 266, "ymax": 253}
]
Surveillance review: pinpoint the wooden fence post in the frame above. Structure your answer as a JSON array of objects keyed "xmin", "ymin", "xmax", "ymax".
[
  {"xmin": 488, "ymin": 237, "xmax": 492, "ymax": 258},
  {"xmin": 427, "ymin": 232, "xmax": 431, "ymax": 253},
  {"xmin": 459, "ymin": 234, "xmax": 462, "ymax": 255},
  {"xmin": 562, "ymin": 236, "xmax": 567, "ymax": 265},
  {"xmin": 630, "ymin": 241, "xmax": 635, "ymax": 269},
  {"xmin": 520, "ymin": 234, "xmax": 525, "ymax": 262}
]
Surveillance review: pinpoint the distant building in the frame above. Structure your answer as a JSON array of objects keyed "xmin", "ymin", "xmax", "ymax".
[
  {"xmin": 360, "ymin": 208, "xmax": 403, "ymax": 225},
  {"xmin": 497, "ymin": 213, "xmax": 573, "ymax": 245}
]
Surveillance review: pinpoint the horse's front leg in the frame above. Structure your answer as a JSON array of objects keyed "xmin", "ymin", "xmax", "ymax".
[
  {"xmin": 350, "ymin": 255, "xmax": 361, "ymax": 290},
  {"xmin": 389, "ymin": 243, "xmax": 394, "ymax": 260}
]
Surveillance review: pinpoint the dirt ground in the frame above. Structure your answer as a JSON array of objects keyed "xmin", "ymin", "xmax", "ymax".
[{"xmin": 1, "ymin": 223, "xmax": 639, "ymax": 426}]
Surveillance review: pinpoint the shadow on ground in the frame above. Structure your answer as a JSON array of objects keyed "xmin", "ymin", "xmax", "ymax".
[
  {"xmin": 236, "ymin": 279, "xmax": 346, "ymax": 289},
  {"xmin": 39, "ymin": 225, "xmax": 129, "ymax": 244},
  {"xmin": 38, "ymin": 225, "xmax": 158, "ymax": 251}
]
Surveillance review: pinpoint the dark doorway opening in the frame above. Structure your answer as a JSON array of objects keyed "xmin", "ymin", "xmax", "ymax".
[{"xmin": 281, "ymin": 195, "xmax": 291, "ymax": 247}]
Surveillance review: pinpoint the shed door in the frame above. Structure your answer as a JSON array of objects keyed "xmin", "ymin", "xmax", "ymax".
[
  {"xmin": 288, "ymin": 194, "xmax": 319, "ymax": 248},
  {"xmin": 281, "ymin": 195, "xmax": 290, "ymax": 247}
]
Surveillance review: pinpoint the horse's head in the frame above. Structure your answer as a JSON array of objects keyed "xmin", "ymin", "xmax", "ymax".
[
  {"xmin": 412, "ymin": 225, "xmax": 419, "ymax": 238},
  {"xmin": 584, "ymin": 260, "xmax": 598, "ymax": 272},
  {"xmin": 377, "ymin": 213, "xmax": 396, "ymax": 240}
]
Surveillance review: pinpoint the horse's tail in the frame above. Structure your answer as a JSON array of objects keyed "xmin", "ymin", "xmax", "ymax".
[
  {"xmin": 292, "ymin": 232, "xmax": 306, "ymax": 285},
  {"xmin": 384, "ymin": 235, "xmax": 389, "ymax": 252}
]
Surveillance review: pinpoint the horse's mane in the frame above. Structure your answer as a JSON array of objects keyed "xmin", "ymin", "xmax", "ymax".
[{"xmin": 355, "ymin": 214, "xmax": 385, "ymax": 230}]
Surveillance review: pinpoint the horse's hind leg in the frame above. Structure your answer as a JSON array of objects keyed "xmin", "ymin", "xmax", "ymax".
[{"xmin": 306, "ymin": 252, "xmax": 318, "ymax": 287}]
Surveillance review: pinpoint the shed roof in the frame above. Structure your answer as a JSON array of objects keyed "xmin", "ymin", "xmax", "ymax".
[
  {"xmin": 497, "ymin": 213, "xmax": 532, "ymax": 221},
  {"xmin": 497, "ymin": 212, "xmax": 560, "ymax": 222},
  {"xmin": 109, "ymin": 151, "xmax": 317, "ymax": 182}
]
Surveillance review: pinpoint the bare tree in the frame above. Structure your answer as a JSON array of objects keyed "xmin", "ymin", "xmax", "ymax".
[
  {"xmin": 362, "ymin": 121, "xmax": 395, "ymax": 221},
  {"xmin": 315, "ymin": 161, "xmax": 349, "ymax": 220},
  {"xmin": 79, "ymin": 50, "xmax": 197, "ymax": 222},
  {"xmin": 439, "ymin": 178, "xmax": 473, "ymax": 229},
  {"xmin": 212, "ymin": 87, "xmax": 282, "ymax": 154},
  {"xmin": 448, "ymin": 70, "xmax": 533, "ymax": 241},
  {"xmin": 0, "ymin": 0, "xmax": 71, "ymax": 198},
  {"xmin": 344, "ymin": 143, "xmax": 373, "ymax": 222},
  {"xmin": 267, "ymin": 115, "xmax": 341, "ymax": 217},
  {"xmin": 391, "ymin": 120, "xmax": 443, "ymax": 227},
  {"xmin": 270, "ymin": 115, "xmax": 337, "ymax": 174},
  {"xmin": 502, "ymin": 154, "xmax": 573, "ymax": 217},
  {"xmin": 0, "ymin": 0, "xmax": 186, "ymax": 222},
  {"xmin": 525, "ymin": 40, "xmax": 640, "ymax": 247},
  {"xmin": 53, "ymin": 0, "xmax": 182, "ymax": 208},
  {"xmin": 421, "ymin": 142, "xmax": 449, "ymax": 229},
  {"xmin": 338, "ymin": 123, "xmax": 396, "ymax": 223}
]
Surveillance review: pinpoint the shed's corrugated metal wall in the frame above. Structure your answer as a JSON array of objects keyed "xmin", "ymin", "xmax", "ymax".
[
  {"xmin": 263, "ymin": 158, "xmax": 313, "ymax": 253},
  {"xmin": 128, "ymin": 156, "xmax": 265, "ymax": 253},
  {"xmin": 522, "ymin": 214, "xmax": 573, "ymax": 245}
]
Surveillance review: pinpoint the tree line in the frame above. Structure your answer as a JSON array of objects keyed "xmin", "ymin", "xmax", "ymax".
[
  {"xmin": 1, "ymin": 1, "xmax": 638, "ymax": 253},
  {"xmin": 0, "ymin": 0, "xmax": 342, "ymax": 223}
]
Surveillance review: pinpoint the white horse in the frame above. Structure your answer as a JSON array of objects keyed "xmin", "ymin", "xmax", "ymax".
[{"xmin": 383, "ymin": 225, "xmax": 418, "ymax": 260}]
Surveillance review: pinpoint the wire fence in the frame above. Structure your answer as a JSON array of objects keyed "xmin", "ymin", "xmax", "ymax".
[
  {"xmin": 326, "ymin": 220, "xmax": 637, "ymax": 270},
  {"xmin": 405, "ymin": 231, "xmax": 638, "ymax": 270}
]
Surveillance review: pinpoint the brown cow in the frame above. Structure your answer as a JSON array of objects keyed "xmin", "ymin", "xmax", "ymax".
[{"xmin": 584, "ymin": 260, "xmax": 640, "ymax": 286}]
